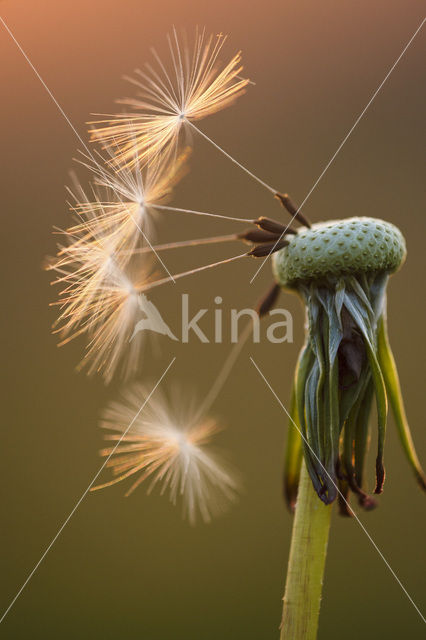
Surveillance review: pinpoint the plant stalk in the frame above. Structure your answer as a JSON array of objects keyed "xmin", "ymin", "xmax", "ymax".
[{"xmin": 280, "ymin": 461, "xmax": 332, "ymax": 639}]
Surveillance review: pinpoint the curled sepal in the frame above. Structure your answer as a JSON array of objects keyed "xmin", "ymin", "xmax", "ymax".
[
  {"xmin": 343, "ymin": 292, "xmax": 388, "ymax": 494},
  {"xmin": 354, "ymin": 380, "xmax": 375, "ymax": 502},
  {"xmin": 295, "ymin": 344, "xmax": 325, "ymax": 498},
  {"xmin": 283, "ymin": 382, "xmax": 303, "ymax": 512},
  {"xmin": 377, "ymin": 313, "xmax": 426, "ymax": 491},
  {"xmin": 342, "ymin": 376, "xmax": 378, "ymax": 510}
]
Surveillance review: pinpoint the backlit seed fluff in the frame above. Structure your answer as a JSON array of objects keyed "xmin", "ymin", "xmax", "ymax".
[
  {"xmin": 89, "ymin": 28, "xmax": 249, "ymax": 167},
  {"xmin": 92, "ymin": 384, "xmax": 239, "ymax": 524},
  {"xmin": 72, "ymin": 141, "xmax": 191, "ymax": 251},
  {"xmin": 49, "ymin": 224, "xmax": 159, "ymax": 383}
]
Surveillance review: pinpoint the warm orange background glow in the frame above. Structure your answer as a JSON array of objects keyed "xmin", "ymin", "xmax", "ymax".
[{"xmin": 1, "ymin": 1, "xmax": 425, "ymax": 638}]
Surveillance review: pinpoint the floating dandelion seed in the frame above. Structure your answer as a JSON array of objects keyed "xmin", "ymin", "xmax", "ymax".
[
  {"xmin": 49, "ymin": 218, "xmax": 160, "ymax": 383},
  {"xmin": 72, "ymin": 140, "xmax": 191, "ymax": 250},
  {"xmin": 76, "ymin": 259, "xmax": 156, "ymax": 383},
  {"xmin": 89, "ymin": 28, "xmax": 249, "ymax": 167},
  {"xmin": 92, "ymin": 384, "xmax": 239, "ymax": 524}
]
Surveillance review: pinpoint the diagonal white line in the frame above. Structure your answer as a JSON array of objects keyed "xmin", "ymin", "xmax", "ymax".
[
  {"xmin": 250, "ymin": 356, "xmax": 426, "ymax": 624},
  {"xmin": 0, "ymin": 15, "xmax": 175, "ymax": 282},
  {"xmin": 0, "ymin": 357, "xmax": 176, "ymax": 624},
  {"xmin": 188, "ymin": 121, "xmax": 278, "ymax": 194},
  {"xmin": 249, "ymin": 16, "xmax": 426, "ymax": 283},
  {"xmin": 129, "ymin": 215, "xmax": 176, "ymax": 282},
  {"xmin": 0, "ymin": 16, "xmax": 91, "ymax": 159}
]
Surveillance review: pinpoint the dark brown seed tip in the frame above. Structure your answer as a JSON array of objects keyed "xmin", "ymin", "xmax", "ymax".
[
  {"xmin": 247, "ymin": 239, "xmax": 289, "ymax": 258},
  {"xmin": 253, "ymin": 216, "xmax": 286, "ymax": 235},
  {"xmin": 256, "ymin": 283, "xmax": 281, "ymax": 317},
  {"xmin": 274, "ymin": 192, "xmax": 311, "ymax": 228},
  {"xmin": 253, "ymin": 216, "xmax": 297, "ymax": 235},
  {"xmin": 238, "ymin": 228, "xmax": 280, "ymax": 244}
]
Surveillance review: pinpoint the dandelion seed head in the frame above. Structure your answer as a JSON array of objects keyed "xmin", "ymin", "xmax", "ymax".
[{"xmin": 93, "ymin": 384, "xmax": 240, "ymax": 524}]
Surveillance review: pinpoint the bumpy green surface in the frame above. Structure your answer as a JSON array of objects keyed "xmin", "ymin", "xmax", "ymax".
[{"xmin": 272, "ymin": 217, "xmax": 406, "ymax": 288}]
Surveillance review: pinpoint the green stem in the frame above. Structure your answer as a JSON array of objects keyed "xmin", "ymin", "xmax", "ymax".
[{"xmin": 281, "ymin": 462, "xmax": 332, "ymax": 640}]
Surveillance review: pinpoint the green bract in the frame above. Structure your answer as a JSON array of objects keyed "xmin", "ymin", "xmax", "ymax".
[
  {"xmin": 272, "ymin": 217, "xmax": 406, "ymax": 288},
  {"xmin": 274, "ymin": 216, "xmax": 425, "ymax": 510}
]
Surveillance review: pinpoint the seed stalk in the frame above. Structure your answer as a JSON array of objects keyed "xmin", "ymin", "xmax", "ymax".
[{"xmin": 281, "ymin": 461, "xmax": 332, "ymax": 639}]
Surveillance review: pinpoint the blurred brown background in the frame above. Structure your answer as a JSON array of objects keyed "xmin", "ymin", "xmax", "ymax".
[{"xmin": 0, "ymin": 1, "xmax": 425, "ymax": 638}]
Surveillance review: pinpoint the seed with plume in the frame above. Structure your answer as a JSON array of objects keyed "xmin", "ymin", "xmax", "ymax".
[
  {"xmin": 92, "ymin": 384, "xmax": 239, "ymax": 524},
  {"xmin": 72, "ymin": 141, "xmax": 191, "ymax": 252},
  {"xmin": 48, "ymin": 216, "xmax": 159, "ymax": 383},
  {"xmin": 89, "ymin": 28, "xmax": 249, "ymax": 167}
]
